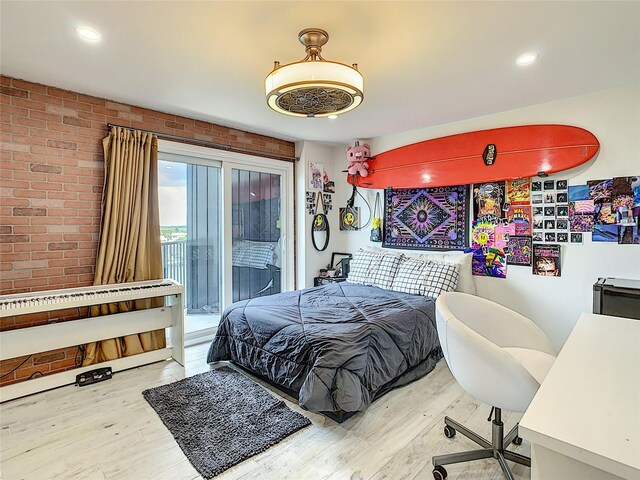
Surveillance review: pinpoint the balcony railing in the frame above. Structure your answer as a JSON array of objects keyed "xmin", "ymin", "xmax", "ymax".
[{"xmin": 161, "ymin": 240, "xmax": 187, "ymax": 288}]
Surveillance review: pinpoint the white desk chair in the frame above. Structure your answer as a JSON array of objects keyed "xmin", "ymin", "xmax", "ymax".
[{"xmin": 432, "ymin": 292, "xmax": 556, "ymax": 480}]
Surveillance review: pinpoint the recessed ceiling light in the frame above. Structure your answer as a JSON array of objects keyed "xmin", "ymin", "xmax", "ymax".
[
  {"xmin": 516, "ymin": 52, "xmax": 538, "ymax": 66},
  {"xmin": 328, "ymin": 115, "xmax": 338, "ymax": 120},
  {"xmin": 76, "ymin": 27, "xmax": 101, "ymax": 42}
]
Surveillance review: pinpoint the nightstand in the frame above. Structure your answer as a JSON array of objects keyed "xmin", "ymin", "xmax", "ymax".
[{"xmin": 314, "ymin": 276, "xmax": 347, "ymax": 287}]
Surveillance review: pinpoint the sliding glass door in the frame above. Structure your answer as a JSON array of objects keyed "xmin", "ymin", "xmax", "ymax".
[
  {"xmin": 158, "ymin": 155, "xmax": 222, "ymax": 338},
  {"xmin": 231, "ymin": 169, "xmax": 282, "ymax": 302},
  {"xmin": 158, "ymin": 142, "xmax": 293, "ymax": 341}
]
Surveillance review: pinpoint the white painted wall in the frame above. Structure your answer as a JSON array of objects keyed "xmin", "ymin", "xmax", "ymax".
[
  {"xmin": 330, "ymin": 84, "xmax": 640, "ymax": 350},
  {"xmin": 295, "ymin": 141, "xmax": 348, "ymax": 288}
]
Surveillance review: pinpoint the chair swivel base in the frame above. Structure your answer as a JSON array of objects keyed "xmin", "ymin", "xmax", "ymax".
[{"xmin": 431, "ymin": 408, "xmax": 530, "ymax": 480}]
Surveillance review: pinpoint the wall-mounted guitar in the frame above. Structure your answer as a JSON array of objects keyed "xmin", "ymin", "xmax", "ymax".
[{"xmin": 348, "ymin": 124, "xmax": 600, "ymax": 189}]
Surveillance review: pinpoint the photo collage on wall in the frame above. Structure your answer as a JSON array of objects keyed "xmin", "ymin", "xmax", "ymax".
[
  {"xmin": 568, "ymin": 176, "xmax": 640, "ymax": 244},
  {"xmin": 306, "ymin": 162, "xmax": 335, "ymax": 215},
  {"xmin": 531, "ymin": 179, "xmax": 571, "ymax": 244}
]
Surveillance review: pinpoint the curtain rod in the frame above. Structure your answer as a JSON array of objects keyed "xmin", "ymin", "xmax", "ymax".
[{"xmin": 106, "ymin": 123, "xmax": 299, "ymax": 162}]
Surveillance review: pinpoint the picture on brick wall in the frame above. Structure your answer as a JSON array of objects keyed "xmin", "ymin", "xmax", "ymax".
[{"xmin": 384, "ymin": 185, "xmax": 469, "ymax": 250}]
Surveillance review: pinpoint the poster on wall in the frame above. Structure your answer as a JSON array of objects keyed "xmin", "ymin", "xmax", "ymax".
[
  {"xmin": 308, "ymin": 162, "xmax": 324, "ymax": 190},
  {"xmin": 383, "ymin": 186, "xmax": 469, "ymax": 250},
  {"xmin": 339, "ymin": 207, "xmax": 360, "ymax": 231},
  {"xmin": 612, "ymin": 176, "xmax": 640, "ymax": 224},
  {"xmin": 532, "ymin": 244, "xmax": 561, "ymax": 277},
  {"xmin": 506, "ymin": 178, "xmax": 531, "ymax": 205},
  {"xmin": 507, "ymin": 236, "xmax": 533, "ymax": 266},
  {"xmin": 506, "ymin": 205, "xmax": 532, "ymax": 235},
  {"xmin": 470, "ymin": 247, "xmax": 507, "ymax": 279},
  {"xmin": 471, "ymin": 220, "xmax": 495, "ymax": 249},
  {"xmin": 473, "ymin": 182, "xmax": 506, "ymax": 221}
]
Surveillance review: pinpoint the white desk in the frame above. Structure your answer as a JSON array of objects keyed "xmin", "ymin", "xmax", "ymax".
[{"xmin": 519, "ymin": 313, "xmax": 640, "ymax": 480}]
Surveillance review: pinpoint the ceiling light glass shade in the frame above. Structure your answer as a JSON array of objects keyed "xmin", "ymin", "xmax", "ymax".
[{"xmin": 265, "ymin": 28, "xmax": 364, "ymax": 117}]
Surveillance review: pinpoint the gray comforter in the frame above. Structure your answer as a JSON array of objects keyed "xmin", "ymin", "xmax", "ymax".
[{"xmin": 207, "ymin": 282, "xmax": 441, "ymax": 414}]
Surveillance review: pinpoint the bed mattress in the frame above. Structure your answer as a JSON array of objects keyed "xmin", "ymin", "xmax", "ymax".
[{"xmin": 207, "ymin": 282, "xmax": 441, "ymax": 415}]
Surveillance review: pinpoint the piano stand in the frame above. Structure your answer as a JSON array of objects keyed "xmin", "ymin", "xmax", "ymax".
[{"xmin": 0, "ymin": 279, "xmax": 185, "ymax": 403}]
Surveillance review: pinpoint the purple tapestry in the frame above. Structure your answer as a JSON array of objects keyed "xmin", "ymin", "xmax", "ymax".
[{"xmin": 383, "ymin": 186, "xmax": 469, "ymax": 250}]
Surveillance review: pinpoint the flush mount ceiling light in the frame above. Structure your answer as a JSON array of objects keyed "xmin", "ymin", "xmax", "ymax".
[
  {"xmin": 265, "ymin": 28, "xmax": 364, "ymax": 117},
  {"xmin": 516, "ymin": 52, "xmax": 538, "ymax": 66},
  {"xmin": 76, "ymin": 26, "xmax": 101, "ymax": 42}
]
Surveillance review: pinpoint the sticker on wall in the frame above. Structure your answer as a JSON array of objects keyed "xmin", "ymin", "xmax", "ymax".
[
  {"xmin": 339, "ymin": 207, "xmax": 360, "ymax": 231},
  {"xmin": 532, "ymin": 244, "xmax": 561, "ymax": 277}
]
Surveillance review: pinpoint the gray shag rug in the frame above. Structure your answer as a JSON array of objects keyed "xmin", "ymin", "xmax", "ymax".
[{"xmin": 142, "ymin": 366, "xmax": 311, "ymax": 479}]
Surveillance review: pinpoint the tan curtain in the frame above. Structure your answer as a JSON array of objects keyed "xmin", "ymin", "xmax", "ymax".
[{"xmin": 83, "ymin": 127, "xmax": 166, "ymax": 366}]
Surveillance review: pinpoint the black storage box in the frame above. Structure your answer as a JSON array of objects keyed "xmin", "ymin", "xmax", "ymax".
[{"xmin": 593, "ymin": 278, "xmax": 640, "ymax": 320}]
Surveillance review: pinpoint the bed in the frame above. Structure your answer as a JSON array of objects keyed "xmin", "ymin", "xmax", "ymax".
[{"xmin": 207, "ymin": 281, "xmax": 442, "ymax": 421}]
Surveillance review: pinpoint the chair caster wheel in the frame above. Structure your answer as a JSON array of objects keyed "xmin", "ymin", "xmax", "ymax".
[
  {"xmin": 433, "ymin": 465, "xmax": 448, "ymax": 480},
  {"xmin": 444, "ymin": 425, "xmax": 456, "ymax": 438},
  {"xmin": 513, "ymin": 436, "xmax": 523, "ymax": 446}
]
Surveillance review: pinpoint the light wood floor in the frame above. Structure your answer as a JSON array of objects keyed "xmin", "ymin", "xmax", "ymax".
[{"xmin": 0, "ymin": 343, "xmax": 530, "ymax": 480}]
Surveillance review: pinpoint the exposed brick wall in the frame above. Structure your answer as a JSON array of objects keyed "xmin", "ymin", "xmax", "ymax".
[{"xmin": 0, "ymin": 75, "xmax": 296, "ymax": 386}]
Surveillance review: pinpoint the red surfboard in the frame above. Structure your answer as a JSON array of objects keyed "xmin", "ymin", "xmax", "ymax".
[{"xmin": 349, "ymin": 125, "xmax": 599, "ymax": 189}]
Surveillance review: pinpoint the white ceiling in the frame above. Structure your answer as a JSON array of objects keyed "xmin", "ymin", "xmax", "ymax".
[{"xmin": 1, "ymin": 1, "xmax": 639, "ymax": 144}]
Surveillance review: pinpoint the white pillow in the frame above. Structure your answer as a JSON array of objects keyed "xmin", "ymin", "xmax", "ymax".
[
  {"xmin": 365, "ymin": 246, "xmax": 475, "ymax": 295},
  {"xmin": 370, "ymin": 253, "xmax": 405, "ymax": 290},
  {"xmin": 347, "ymin": 248, "xmax": 383, "ymax": 285}
]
